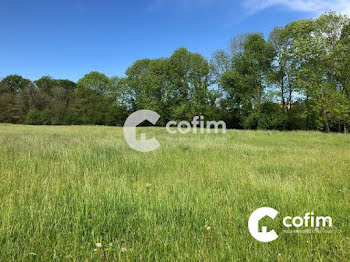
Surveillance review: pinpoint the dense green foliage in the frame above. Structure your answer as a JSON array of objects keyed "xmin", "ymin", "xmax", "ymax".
[
  {"xmin": 1, "ymin": 13, "xmax": 349, "ymax": 132},
  {"xmin": 0, "ymin": 124, "xmax": 349, "ymax": 260}
]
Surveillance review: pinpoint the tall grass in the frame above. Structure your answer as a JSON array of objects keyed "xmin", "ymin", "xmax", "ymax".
[{"xmin": 0, "ymin": 124, "xmax": 349, "ymax": 261}]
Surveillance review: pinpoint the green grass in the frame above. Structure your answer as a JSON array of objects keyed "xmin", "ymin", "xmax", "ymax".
[{"xmin": 0, "ymin": 124, "xmax": 349, "ymax": 261}]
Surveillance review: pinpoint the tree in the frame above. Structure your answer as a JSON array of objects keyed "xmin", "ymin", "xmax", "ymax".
[
  {"xmin": 0, "ymin": 91, "xmax": 19, "ymax": 123},
  {"xmin": 25, "ymin": 108, "xmax": 42, "ymax": 125},
  {"xmin": 0, "ymin": 75, "xmax": 31, "ymax": 93},
  {"xmin": 35, "ymin": 76, "xmax": 57, "ymax": 95},
  {"xmin": 210, "ymin": 49, "xmax": 232, "ymax": 87},
  {"xmin": 268, "ymin": 26, "xmax": 300, "ymax": 129},
  {"xmin": 290, "ymin": 12, "xmax": 350, "ymax": 132},
  {"xmin": 333, "ymin": 23, "xmax": 350, "ymax": 132},
  {"xmin": 168, "ymin": 48, "xmax": 212, "ymax": 121},
  {"xmin": 221, "ymin": 34, "xmax": 276, "ymax": 129},
  {"xmin": 0, "ymin": 12, "xmax": 349, "ymax": 132},
  {"xmin": 0, "ymin": 75, "xmax": 33, "ymax": 122},
  {"xmin": 124, "ymin": 48, "xmax": 214, "ymax": 123},
  {"xmin": 125, "ymin": 59, "xmax": 152, "ymax": 112},
  {"xmin": 77, "ymin": 71, "xmax": 111, "ymax": 94}
]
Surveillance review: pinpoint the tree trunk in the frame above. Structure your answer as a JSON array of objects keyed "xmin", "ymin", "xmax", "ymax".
[
  {"xmin": 325, "ymin": 122, "xmax": 331, "ymax": 133},
  {"xmin": 288, "ymin": 84, "xmax": 292, "ymax": 111},
  {"xmin": 323, "ymin": 110, "xmax": 330, "ymax": 133},
  {"xmin": 306, "ymin": 95, "xmax": 309, "ymax": 130},
  {"xmin": 345, "ymin": 123, "xmax": 348, "ymax": 134},
  {"xmin": 281, "ymin": 78, "xmax": 285, "ymax": 107},
  {"xmin": 280, "ymin": 78, "xmax": 287, "ymax": 130}
]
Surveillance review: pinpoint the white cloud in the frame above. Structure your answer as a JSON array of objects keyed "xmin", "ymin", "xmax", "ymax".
[
  {"xmin": 147, "ymin": 0, "xmax": 350, "ymax": 17},
  {"xmin": 244, "ymin": 0, "xmax": 350, "ymax": 16}
]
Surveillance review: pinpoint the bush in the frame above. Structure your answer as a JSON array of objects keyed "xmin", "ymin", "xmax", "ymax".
[{"xmin": 25, "ymin": 108, "xmax": 42, "ymax": 125}]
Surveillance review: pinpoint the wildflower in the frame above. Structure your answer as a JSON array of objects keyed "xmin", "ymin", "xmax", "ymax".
[
  {"xmin": 205, "ymin": 223, "xmax": 211, "ymax": 231},
  {"xmin": 96, "ymin": 243, "xmax": 102, "ymax": 248},
  {"xmin": 146, "ymin": 183, "xmax": 152, "ymax": 189},
  {"xmin": 121, "ymin": 247, "xmax": 127, "ymax": 253},
  {"xmin": 93, "ymin": 248, "xmax": 98, "ymax": 252}
]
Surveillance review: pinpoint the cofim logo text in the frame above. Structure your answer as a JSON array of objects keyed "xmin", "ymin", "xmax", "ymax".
[
  {"xmin": 283, "ymin": 212, "xmax": 332, "ymax": 228},
  {"xmin": 248, "ymin": 207, "xmax": 333, "ymax": 243},
  {"xmin": 123, "ymin": 110, "xmax": 226, "ymax": 152}
]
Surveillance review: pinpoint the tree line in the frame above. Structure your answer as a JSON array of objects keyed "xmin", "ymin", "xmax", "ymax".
[{"xmin": 0, "ymin": 12, "xmax": 349, "ymax": 132}]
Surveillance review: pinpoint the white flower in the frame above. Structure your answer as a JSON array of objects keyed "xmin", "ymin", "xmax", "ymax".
[
  {"xmin": 96, "ymin": 243, "xmax": 102, "ymax": 248},
  {"xmin": 121, "ymin": 247, "xmax": 127, "ymax": 253},
  {"xmin": 205, "ymin": 223, "xmax": 211, "ymax": 231}
]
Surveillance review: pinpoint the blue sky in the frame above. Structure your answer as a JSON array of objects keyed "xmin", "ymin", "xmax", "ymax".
[{"xmin": 0, "ymin": 0, "xmax": 348, "ymax": 81}]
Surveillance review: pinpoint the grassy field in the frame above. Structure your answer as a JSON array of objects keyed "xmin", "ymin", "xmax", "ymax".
[{"xmin": 0, "ymin": 124, "xmax": 349, "ymax": 261}]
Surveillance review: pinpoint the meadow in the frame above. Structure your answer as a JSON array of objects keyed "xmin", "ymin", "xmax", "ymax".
[{"xmin": 0, "ymin": 124, "xmax": 349, "ymax": 261}]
